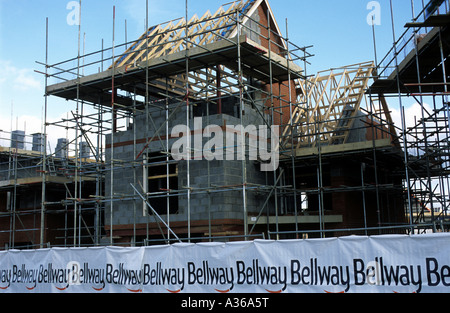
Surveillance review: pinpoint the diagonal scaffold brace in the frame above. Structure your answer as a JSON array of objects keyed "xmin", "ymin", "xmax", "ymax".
[{"xmin": 130, "ymin": 183, "xmax": 182, "ymax": 243}]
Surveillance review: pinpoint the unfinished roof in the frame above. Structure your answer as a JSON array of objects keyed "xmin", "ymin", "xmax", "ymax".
[
  {"xmin": 46, "ymin": 0, "xmax": 394, "ymax": 153},
  {"xmin": 46, "ymin": 0, "xmax": 303, "ymax": 108},
  {"xmin": 280, "ymin": 61, "xmax": 397, "ymax": 152},
  {"xmin": 112, "ymin": 0, "xmax": 286, "ymax": 69}
]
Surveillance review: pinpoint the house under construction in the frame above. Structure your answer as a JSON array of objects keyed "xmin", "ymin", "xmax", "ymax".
[{"xmin": 0, "ymin": 0, "xmax": 449, "ymax": 249}]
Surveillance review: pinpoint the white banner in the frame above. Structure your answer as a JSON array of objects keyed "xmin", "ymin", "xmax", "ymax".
[{"xmin": 0, "ymin": 233, "xmax": 449, "ymax": 293}]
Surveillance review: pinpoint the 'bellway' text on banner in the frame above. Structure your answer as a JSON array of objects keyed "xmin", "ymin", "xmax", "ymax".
[{"xmin": 0, "ymin": 233, "xmax": 449, "ymax": 293}]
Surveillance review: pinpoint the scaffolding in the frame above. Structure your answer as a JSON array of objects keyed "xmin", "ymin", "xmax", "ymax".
[
  {"xmin": 368, "ymin": 0, "xmax": 450, "ymax": 233},
  {"xmin": 0, "ymin": 0, "xmax": 448, "ymax": 250}
]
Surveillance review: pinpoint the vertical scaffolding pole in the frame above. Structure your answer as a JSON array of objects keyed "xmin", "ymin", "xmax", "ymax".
[
  {"xmin": 438, "ymin": 20, "xmax": 449, "ymax": 224},
  {"xmin": 368, "ymin": 92, "xmax": 381, "ymax": 232},
  {"xmin": 185, "ymin": 0, "xmax": 191, "ymax": 242},
  {"xmin": 145, "ymin": 0, "xmax": 150, "ymax": 243},
  {"xmin": 133, "ymin": 88, "xmax": 137, "ymax": 246},
  {"xmin": 110, "ymin": 5, "xmax": 116, "ymax": 245},
  {"xmin": 237, "ymin": 9, "xmax": 248, "ymax": 239},
  {"xmin": 267, "ymin": 8, "xmax": 279, "ymax": 239},
  {"xmin": 412, "ymin": 1, "xmax": 436, "ymax": 231},
  {"xmin": 389, "ymin": 0, "xmax": 413, "ymax": 232},
  {"xmin": 40, "ymin": 17, "xmax": 49, "ymax": 249},
  {"xmin": 74, "ymin": 0, "xmax": 82, "ymax": 247},
  {"xmin": 165, "ymin": 80, "xmax": 171, "ymax": 242},
  {"xmin": 95, "ymin": 95, "xmax": 102, "ymax": 246},
  {"xmin": 11, "ymin": 142, "xmax": 18, "ymax": 247},
  {"xmin": 286, "ymin": 18, "xmax": 299, "ymax": 236}
]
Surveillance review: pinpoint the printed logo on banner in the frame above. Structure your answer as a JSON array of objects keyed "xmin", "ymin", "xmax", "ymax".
[
  {"xmin": 67, "ymin": 261, "xmax": 81, "ymax": 286},
  {"xmin": 0, "ymin": 235, "xmax": 449, "ymax": 293}
]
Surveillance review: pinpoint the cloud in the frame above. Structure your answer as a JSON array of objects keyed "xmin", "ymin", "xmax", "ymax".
[
  {"xmin": 14, "ymin": 69, "xmax": 41, "ymax": 91},
  {"xmin": 390, "ymin": 101, "xmax": 442, "ymax": 157},
  {"xmin": 0, "ymin": 60, "xmax": 42, "ymax": 92},
  {"xmin": 390, "ymin": 101, "xmax": 433, "ymax": 130}
]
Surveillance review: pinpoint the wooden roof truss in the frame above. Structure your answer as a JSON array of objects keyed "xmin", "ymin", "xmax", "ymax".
[{"xmin": 282, "ymin": 61, "xmax": 394, "ymax": 149}]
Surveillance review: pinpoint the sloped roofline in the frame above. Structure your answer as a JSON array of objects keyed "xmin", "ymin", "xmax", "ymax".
[{"xmin": 230, "ymin": 0, "xmax": 286, "ymax": 49}]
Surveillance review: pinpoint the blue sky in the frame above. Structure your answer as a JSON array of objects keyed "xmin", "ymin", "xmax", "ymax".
[{"xmin": 0, "ymin": 0, "xmax": 428, "ymax": 140}]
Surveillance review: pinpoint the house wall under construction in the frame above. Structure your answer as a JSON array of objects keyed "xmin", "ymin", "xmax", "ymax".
[{"xmin": 0, "ymin": 0, "xmax": 447, "ymax": 249}]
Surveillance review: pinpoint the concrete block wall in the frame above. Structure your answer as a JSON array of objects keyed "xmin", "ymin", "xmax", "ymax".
[{"xmin": 105, "ymin": 98, "xmax": 275, "ymax": 228}]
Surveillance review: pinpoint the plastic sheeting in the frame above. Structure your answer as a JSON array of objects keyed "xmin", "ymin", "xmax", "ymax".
[{"xmin": 0, "ymin": 233, "xmax": 449, "ymax": 293}]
